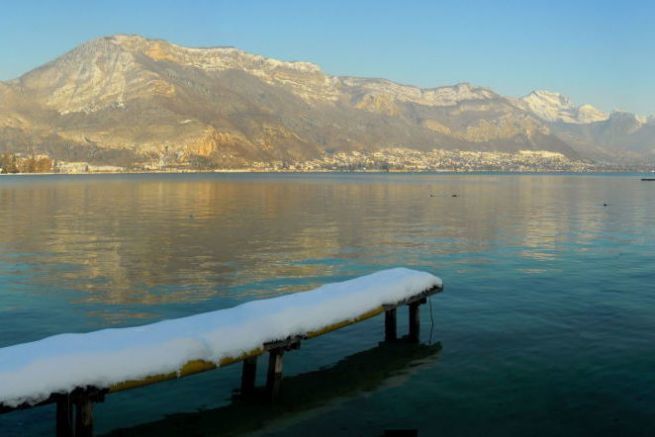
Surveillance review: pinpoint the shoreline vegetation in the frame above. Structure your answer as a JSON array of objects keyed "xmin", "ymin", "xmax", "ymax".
[{"xmin": 1, "ymin": 150, "xmax": 652, "ymax": 175}]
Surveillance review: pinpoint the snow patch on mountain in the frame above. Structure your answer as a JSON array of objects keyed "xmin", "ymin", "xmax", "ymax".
[{"xmin": 635, "ymin": 114, "xmax": 655, "ymax": 125}]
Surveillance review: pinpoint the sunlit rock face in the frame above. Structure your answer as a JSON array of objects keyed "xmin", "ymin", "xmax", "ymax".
[{"xmin": 0, "ymin": 35, "xmax": 653, "ymax": 167}]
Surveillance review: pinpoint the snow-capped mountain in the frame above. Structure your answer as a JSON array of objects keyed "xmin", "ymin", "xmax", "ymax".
[{"xmin": 520, "ymin": 90, "xmax": 609, "ymax": 124}]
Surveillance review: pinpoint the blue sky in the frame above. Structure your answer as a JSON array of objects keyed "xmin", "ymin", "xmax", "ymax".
[{"xmin": 1, "ymin": 0, "xmax": 653, "ymax": 114}]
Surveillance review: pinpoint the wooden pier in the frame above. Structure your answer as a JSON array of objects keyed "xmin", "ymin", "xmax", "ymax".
[{"xmin": 0, "ymin": 277, "xmax": 442, "ymax": 436}]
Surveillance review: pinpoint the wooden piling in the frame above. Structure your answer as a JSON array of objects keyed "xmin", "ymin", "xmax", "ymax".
[
  {"xmin": 408, "ymin": 302, "xmax": 420, "ymax": 343},
  {"xmin": 385, "ymin": 308, "xmax": 397, "ymax": 342},
  {"xmin": 266, "ymin": 349, "xmax": 284, "ymax": 399},
  {"xmin": 75, "ymin": 397, "xmax": 94, "ymax": 437},
  {"xmin": 55, "ymin": 395, "xmax": 73, "ymax": 437},
  {"xmin": 240, "ymin": 356, "xmax": 258, "ymax": 396}
]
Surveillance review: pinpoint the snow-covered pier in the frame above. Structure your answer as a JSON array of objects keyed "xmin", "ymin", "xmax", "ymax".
[{"xmin": 0, "ymin": 268, "xmax": 443, "ymax": 436}]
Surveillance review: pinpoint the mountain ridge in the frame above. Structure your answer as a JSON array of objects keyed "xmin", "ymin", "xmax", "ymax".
[{"xmin": 1, "ymin": 34, "xmax": 653, "ymax": 170}]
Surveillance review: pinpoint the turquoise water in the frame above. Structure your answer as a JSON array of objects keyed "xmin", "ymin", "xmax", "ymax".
[{"xmin": 0, "ymin": 173, "xmax": 654, "ymax": 436}]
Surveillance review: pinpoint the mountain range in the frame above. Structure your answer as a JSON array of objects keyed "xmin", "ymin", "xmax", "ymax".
[{"xmin": 1, "ymin": 35, "xmax": 653, "ymax": 169}]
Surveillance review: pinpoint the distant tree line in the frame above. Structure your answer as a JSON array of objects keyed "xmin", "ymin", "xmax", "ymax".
[{"xmin": 0, "ymin": 153, "xmax": 53, "ymax": 174}]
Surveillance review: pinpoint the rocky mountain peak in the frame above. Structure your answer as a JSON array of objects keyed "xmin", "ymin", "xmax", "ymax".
[
  {"xmin": 15, "ymin": 34, "xmax": 343, "ymax": 114},
  {"xmin": 109, "ymin": 34, "xmax": 325, "ymax": 75}
]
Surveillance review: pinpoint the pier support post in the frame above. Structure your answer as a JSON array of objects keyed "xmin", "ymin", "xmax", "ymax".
[
  {"xmin": 266, "ymin": 349, "xmax": 284, "ymax": 400},
  {"xmin": 408, "ymin": 302, "xmax": 420, "ymax": 343},
  {"xmin": 55, "ymin": 395, "xmax": 74, "ymax": 437},
  {"xmin": 385, "ymin": 308, "xmax": 397, "ymax": 342},
  {"xmin": 240, "ymin": 356, "xmax": 258, "ymax": 397},
  {"xmin": 75, "ymin": 397, "xmax": 94, "ymax": 437}
]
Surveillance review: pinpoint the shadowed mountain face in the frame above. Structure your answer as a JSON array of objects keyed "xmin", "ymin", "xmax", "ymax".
[{"xmin": 0, "ymin": 35, "xmax": 653, "ymax": 167}]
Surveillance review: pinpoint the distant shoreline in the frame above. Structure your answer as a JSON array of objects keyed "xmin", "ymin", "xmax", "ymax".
[{"xmin": 1, "ymin": 169, "xmax": 652, "ymax": 176}]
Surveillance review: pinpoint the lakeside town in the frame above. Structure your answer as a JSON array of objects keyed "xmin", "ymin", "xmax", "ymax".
[{"xmin": 1, "ymin": 148, "xmax": 651, "ymax": 174}]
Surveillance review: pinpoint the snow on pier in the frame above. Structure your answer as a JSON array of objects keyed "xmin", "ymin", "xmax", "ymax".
[{"xmin": 0, "ymin": 268, "xmax": 442, "ymax": 408}]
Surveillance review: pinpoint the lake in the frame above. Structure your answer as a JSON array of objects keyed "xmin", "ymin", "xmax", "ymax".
[{"xmin": 1, "ymin": 173, "xmax": 654, "ymax": 436}]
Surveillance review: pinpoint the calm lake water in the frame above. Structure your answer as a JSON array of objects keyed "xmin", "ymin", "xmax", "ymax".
[{"xmin": 1, "ymin": 173, "xmax": 654, "ymax": 436}]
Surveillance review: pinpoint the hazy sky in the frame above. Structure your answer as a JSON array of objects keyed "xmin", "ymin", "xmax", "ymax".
[{"xmin": 1, "ymin": 0, "xmax": 653, "ymax": 114}]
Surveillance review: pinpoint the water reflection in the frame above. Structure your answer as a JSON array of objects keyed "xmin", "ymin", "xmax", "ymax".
[
  {"xmin": 1, "ymin": 174, "xmax": 653, "ymax": 325},
  {"xmin": 107, "ymin": 342, "xmax": 442, "ymax": 436}
]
